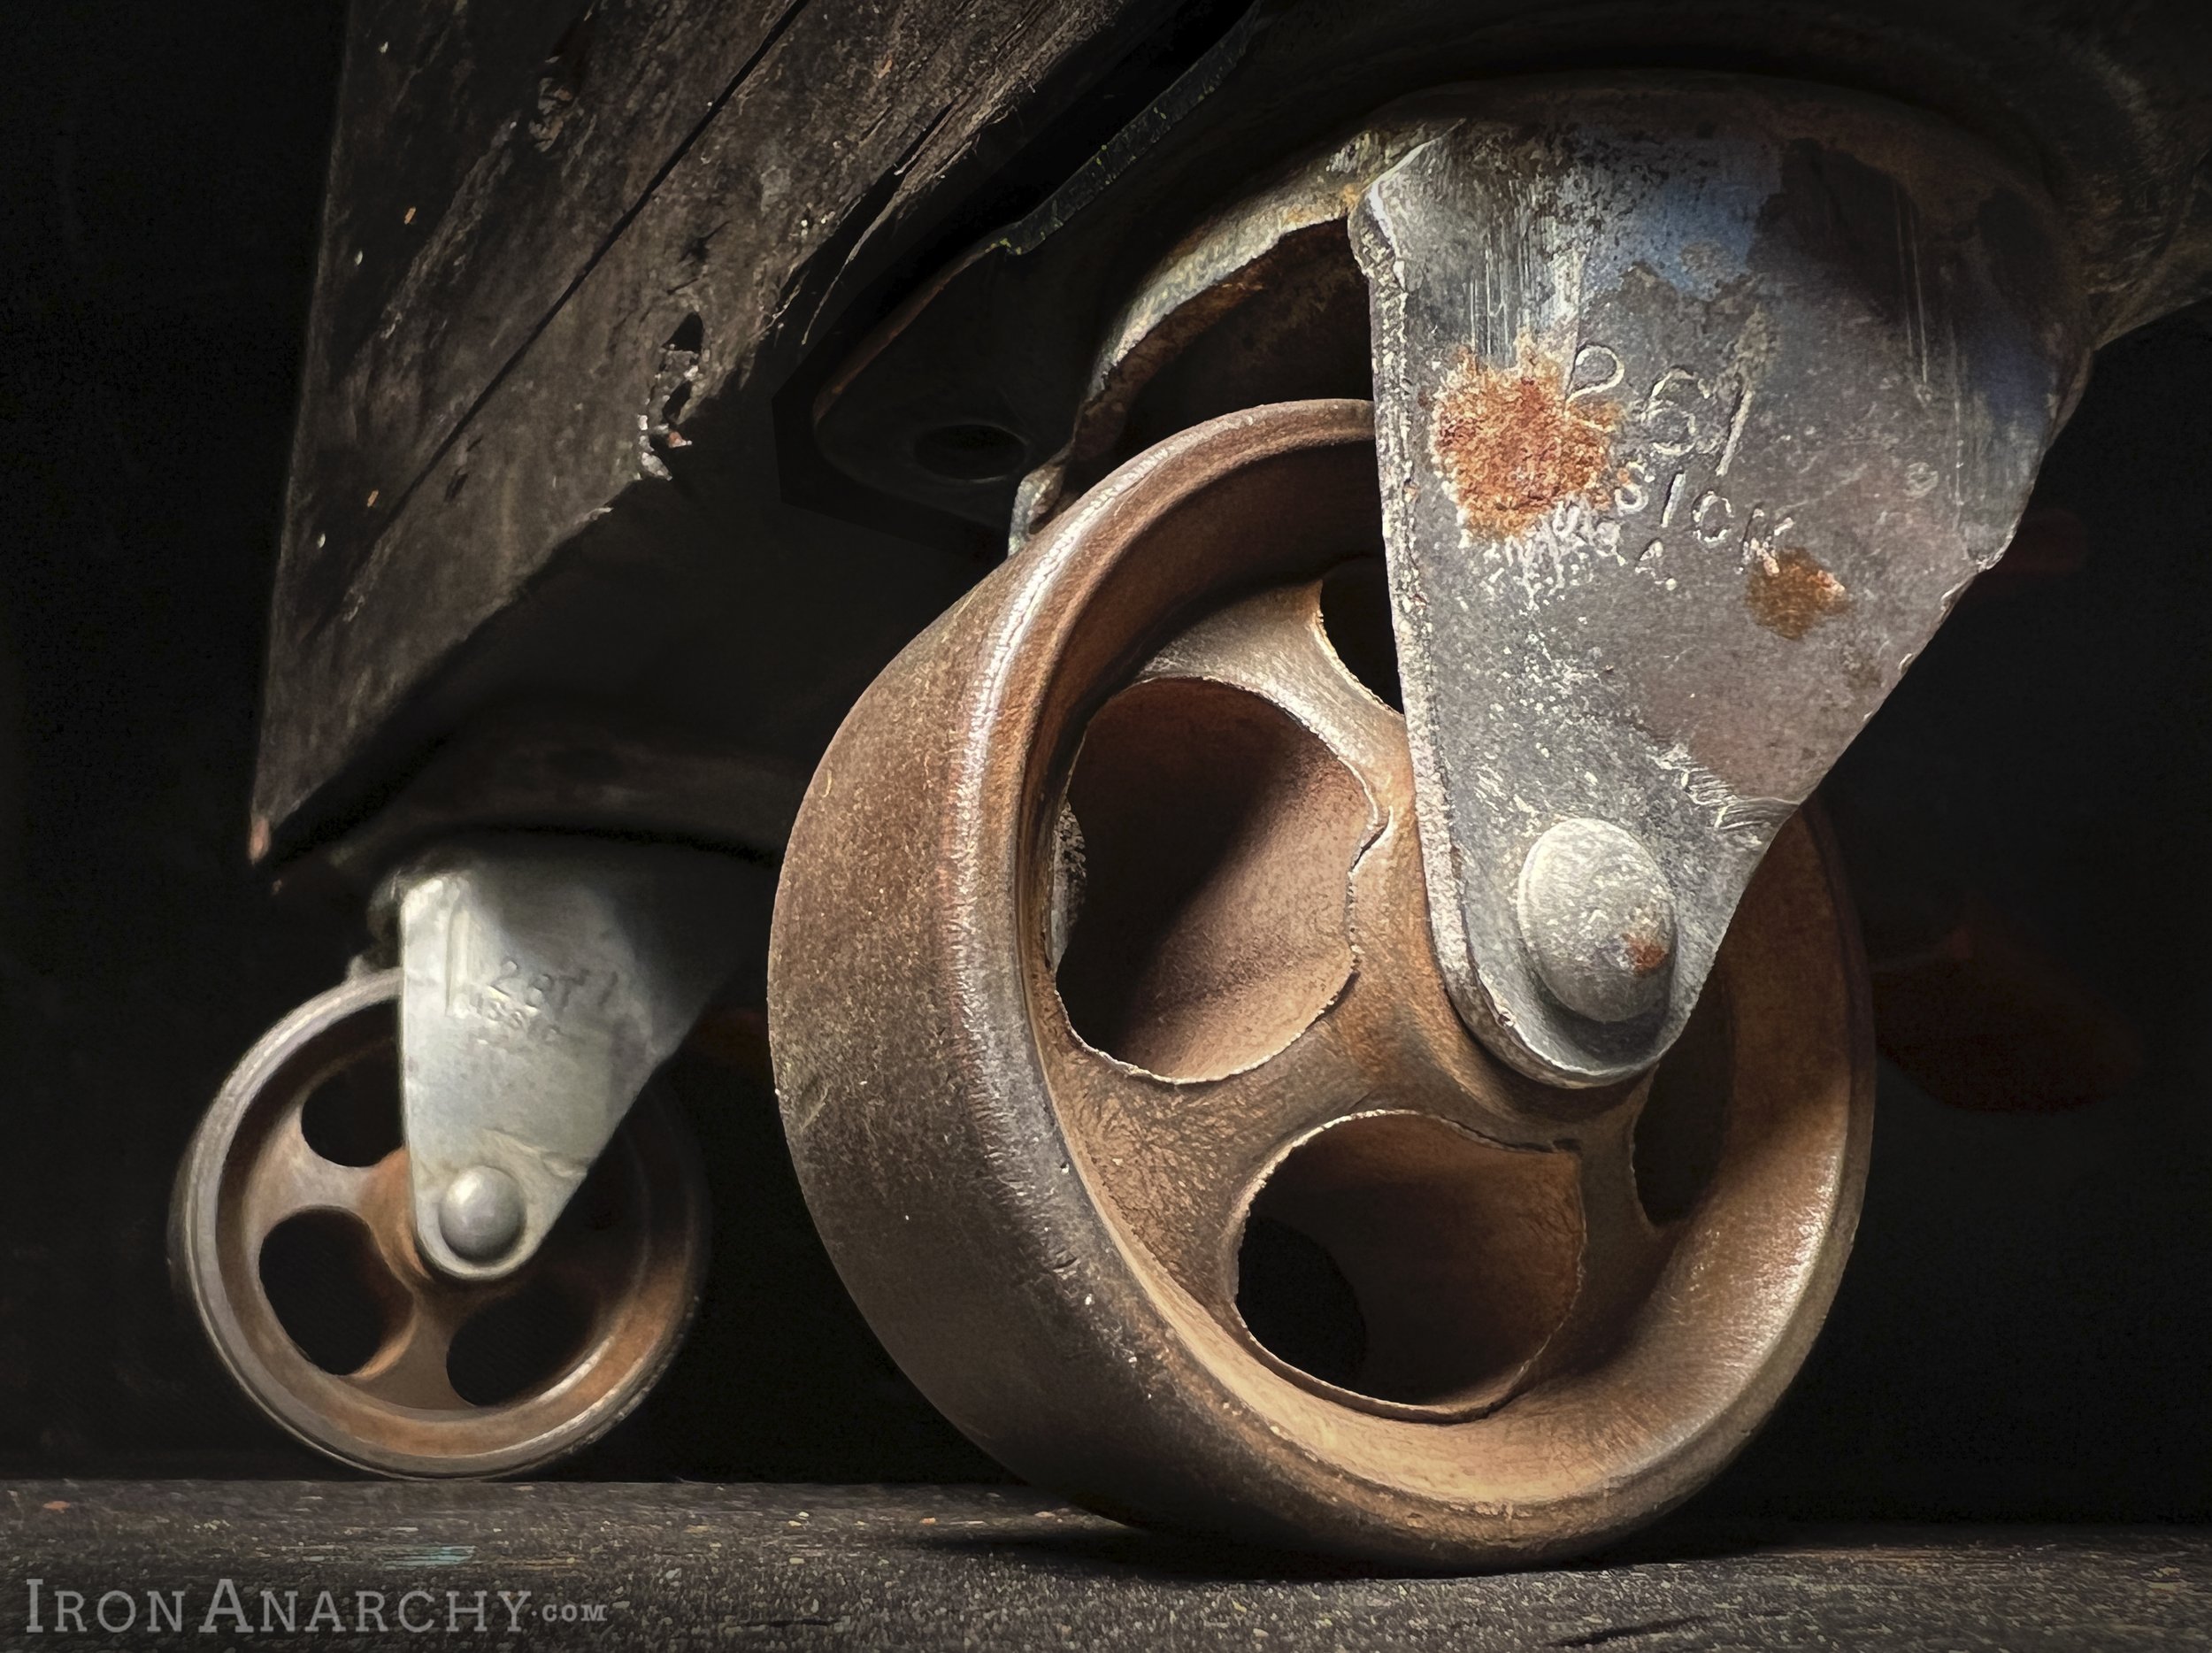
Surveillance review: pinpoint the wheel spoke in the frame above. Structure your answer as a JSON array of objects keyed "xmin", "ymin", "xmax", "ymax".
[
  {"xmin": 1044, "ymin": 1013, "xmax": 1375, "ymax": 1311},
  {"xmin": 1510, "ymin": 1100, "xmax": 1670, "ymax": 1375},
  {"xmin": 1137, "ymin": 578, "xmax": 1403, "ymax": 797},
  {"xmin": 347, "ymin": 1300, "xmax": 465, "ymax": 1411},
  {"xmin": 241, "ymin": 1108, "xmax": 380, "ymax": 1238}
]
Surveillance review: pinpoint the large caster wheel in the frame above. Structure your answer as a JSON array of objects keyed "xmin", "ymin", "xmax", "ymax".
[
  {"xmin": 172, "ymin": 970, "xmax": 707, "ymax": 1477},
  {"xmin": 771, "ymin": 399, "xmax": 1873, "ymax": 1567}
]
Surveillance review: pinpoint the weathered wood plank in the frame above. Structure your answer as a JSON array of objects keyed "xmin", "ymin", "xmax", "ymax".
[
  {"xmin": 278, "ymin": 0, "xmax": 804, "ymax": 663},
  {"xmin": 257, "ymin": 0, "xmax": 1178, "ymax": 850}
]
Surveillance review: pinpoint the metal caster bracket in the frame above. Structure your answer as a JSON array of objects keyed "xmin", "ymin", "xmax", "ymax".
[
  {"xmin": 818, "ymin": 74, "xmax": 2100, "ymax": 1085},
  {"xmin": 1350, "ymin": 80, "xmax": 2086, "ymax": 1084},
  {"xmin": 381, "ymin": 835, "xmax": 762, "ymax": 1282}
]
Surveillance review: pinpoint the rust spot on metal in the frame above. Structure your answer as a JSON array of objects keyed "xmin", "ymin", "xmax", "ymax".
[
  {"xmin": 1746, "ymin": 548, "xmax": 1849, "ymax": 640},
  {"xmin": 1621, "ymin": 931, "xmax": 1672, "ymax": 976},
  {"xmin": 1429, "ymin": 340, "xmax": 1617, "ymax": 538}
]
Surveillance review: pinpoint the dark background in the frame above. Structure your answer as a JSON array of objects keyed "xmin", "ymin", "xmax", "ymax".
[{"xmin": 1, "ymin": 2, "xmax": 2208, "ymax": 1518}]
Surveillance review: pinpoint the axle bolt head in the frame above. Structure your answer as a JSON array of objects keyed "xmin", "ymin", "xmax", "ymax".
[
  {"xmin": 1516, "ymin": 818, "xmax": 1677, "ymax": 1023},
  {"xmin": 439, "ymin": 1165, "xmax": 526, "ymax": 1263}
]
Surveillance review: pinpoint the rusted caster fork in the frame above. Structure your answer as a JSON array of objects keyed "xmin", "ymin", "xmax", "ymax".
[{"xmin": 1353, "ymin": 78, "xmax": 2085, "ymax": 1085}]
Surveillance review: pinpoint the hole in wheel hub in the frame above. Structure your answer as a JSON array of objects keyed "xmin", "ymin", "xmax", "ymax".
[
  {"xmin": 1317, "ymin": 557, "xmax": 1402, "ymax": 711},
  {"xmin": 1053, "ymin": 678, "xmax": 1370, "ymax": 1081},
  {"xmin": 258, "ymin": 1210, "xmax": 408, "ymax": 1378},
  {"xmin": 1234, "ymin": 1112, "xmax": 1584, "ymax": 1411},
  {"xmin": 297, "ymin": 1049, "xmax": 402, "ymax": 1167},
  {"xmin": 447, "ymin": 1276, "xmax": 597, "ymax": 1407}
]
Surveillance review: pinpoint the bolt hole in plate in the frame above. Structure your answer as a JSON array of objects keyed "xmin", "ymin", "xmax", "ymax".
[
  {"xmin": 913, "ymin": 420, "xmax": 1029, "ymax": 483},
  {"xmin": 770, "ymin": 400, "xmax": 1872, "ymax": 1565},
  {"xmin": 172, "ymin": 970, "xmax": 708, "ymax": 1477}
]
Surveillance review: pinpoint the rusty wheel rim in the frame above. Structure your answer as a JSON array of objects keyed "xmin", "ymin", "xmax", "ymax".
[
  {"xmin": 172, "ymin": 970, "xmax": 707, "ymax": 1477},
  {"xmin": 772, "ymin": 397, "xmax": 1873, "ymax": 1565}
]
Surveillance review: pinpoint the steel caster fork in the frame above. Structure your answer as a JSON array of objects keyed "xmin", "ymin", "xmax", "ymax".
[{"xmin": 173, "ymin": 836, "xmax": 765, "ymax": 1475}]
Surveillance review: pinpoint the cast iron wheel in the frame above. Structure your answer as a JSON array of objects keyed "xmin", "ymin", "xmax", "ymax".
[
  {"xmin": 770, "ymin": 398, "xmax": 1873, "ymax": 1566},
  {"xmin": 171, "ymin": 969, "xmax": 708, "ymax": 1477}
]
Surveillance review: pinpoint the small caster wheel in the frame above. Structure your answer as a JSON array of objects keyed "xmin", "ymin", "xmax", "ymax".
[
  {"xmin": 172, "ymin": 970, "xmax": 707, "ymax": 1477},
  {"xmin": 771, "ymin": 399, "xmax": 1874, "ymax": 1566}
]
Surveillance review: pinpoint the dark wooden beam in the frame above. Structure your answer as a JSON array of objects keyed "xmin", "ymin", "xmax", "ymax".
[{"xmin": 256, "ymin": 0, "xmax": 1176, "ymax": 855}]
